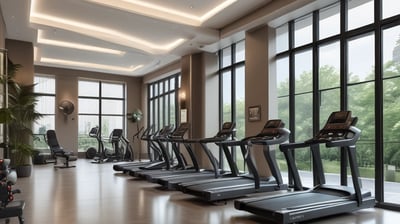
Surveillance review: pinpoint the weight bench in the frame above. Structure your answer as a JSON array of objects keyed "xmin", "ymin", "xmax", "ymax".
[{"xmin": 46, "ymin": 130, "xmax": 78, "ymax": 168}]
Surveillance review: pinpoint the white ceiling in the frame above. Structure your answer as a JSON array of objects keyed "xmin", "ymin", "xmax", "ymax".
[{"xmin": 0, "ymin": 0, "xmax": 271, "ymax": 77}]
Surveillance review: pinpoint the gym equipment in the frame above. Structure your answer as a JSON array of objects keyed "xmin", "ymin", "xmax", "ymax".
[
  {"xmin": 89, "ymin": 127, "xmax": 128, "ymax": 163},
  {"xmin": 122, "ymin": 124, "xmax": 175, "ymax": 175},
  {"xmin": 46, "ymin": 130, "xmax": 77, "ymax": 168},
  {"xmin": 153, "ymin": 122, "xmax": 237, "ymax": 190},
  {"xmin": 113, "ymin": 125, "xmax": 155, "ymax": 172},
  {"xmin": 0, "ymin": 159, "xmax": 25, "ymax": 224},
  {"xmin": 130, "ymin": 123, "xmax": 191, "ymax": 179},
  {"xmin": 178, "ymin": 119, "xmax": 289, "ymax": 202},
  {"xmin": 234, "ymin": 111, "xmax": 375, "ymax": 224}
]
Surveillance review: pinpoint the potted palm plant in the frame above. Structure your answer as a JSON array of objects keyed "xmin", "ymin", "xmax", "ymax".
[{"xmin": 0, "ymin": 60, "xmax": 42, "ymax": 177}]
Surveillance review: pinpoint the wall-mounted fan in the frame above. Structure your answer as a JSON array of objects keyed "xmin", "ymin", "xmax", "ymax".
[{"xmin": 58, "ymin": 100, "xmax": 75, "ymax": 115}]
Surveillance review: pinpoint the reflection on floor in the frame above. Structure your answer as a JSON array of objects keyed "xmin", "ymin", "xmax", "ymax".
[{"xmin": 6, "ymin": 160, "xmax": 400, "ymax": 224}]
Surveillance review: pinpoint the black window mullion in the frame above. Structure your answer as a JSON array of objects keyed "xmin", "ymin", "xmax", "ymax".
[{"xmin": 374, "ymin": 0, "xmax": 384, "ymax": 205}]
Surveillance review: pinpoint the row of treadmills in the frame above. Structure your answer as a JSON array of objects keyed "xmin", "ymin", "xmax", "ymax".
[{"xmin": 113, "ymin": 111, "xmax": 375, "ymax": 224}]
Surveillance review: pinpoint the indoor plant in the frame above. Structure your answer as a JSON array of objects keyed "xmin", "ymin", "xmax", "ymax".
[{"xmin": 0, "ymin": 60, "xmax": 42, "ymax": 177}]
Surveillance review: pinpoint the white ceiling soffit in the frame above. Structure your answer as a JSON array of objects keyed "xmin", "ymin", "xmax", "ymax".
[{"xmin": 1, "ymin": 0, "xmax": 270, "ymax": 77}]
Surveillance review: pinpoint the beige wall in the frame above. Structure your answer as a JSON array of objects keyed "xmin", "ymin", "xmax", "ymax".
[
  {"xmin": 35, "ymin": 66, "xmax": 143, "ymax": 157},
  {"xmin": 0, "ymin": 8, "xmax": 5, "ymax": 48},
  {"xmin": 6, "ymin": 39, "xmax": 34, "ymax": 85},
  {"xmin": 244, "ymin": 25, "xmax": 273, "ymax": 177}
]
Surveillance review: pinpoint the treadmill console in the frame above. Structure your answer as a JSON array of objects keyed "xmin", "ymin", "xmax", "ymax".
[
  {"xmin": 168, "ymin": 123, "xmax": 190, "ymax": 140},
  {"xmin": 257, "ymin": 119, "xmax": 285, "ymax": 137},
  {"xmin": 215, "ymin": 122, "xmax": 236, "ymax": 138},
  {"xmin": 313, "ymin": 111, "xmax": 357, "ymax": 141}
]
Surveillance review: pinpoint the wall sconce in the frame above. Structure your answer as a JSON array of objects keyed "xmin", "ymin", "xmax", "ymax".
[
  {"xmin": 58, "ymin": 100, "xmax": 75, "ymax": 115},
  {"xmin": 179, "ymin": 91, "xmax": 187, "ymax": 123},
  {"xmin": 179, "ymin": 91, "xmax": 186, "ymax": 109}
]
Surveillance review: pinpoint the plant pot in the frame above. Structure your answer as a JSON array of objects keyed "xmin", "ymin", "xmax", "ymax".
[{"xmin": 15, "ymin": 165, "xmax": 32, "ymax": 177}]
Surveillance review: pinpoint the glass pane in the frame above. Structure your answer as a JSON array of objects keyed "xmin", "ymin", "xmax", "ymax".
[
  {"xmin": 295, "ymin": 93, "xmax": 313, "ymax": 142},
  {"xmin": 78, "ymin": 115, "xmax": 99, "ymax": 152},
  {"xmin": 222, "ymin": 71, "xmax": 232, "ymax": 122},
  {"xmin": 101, "ymin": 116, "xmax": 124, "ymax": 138},
  {"xmin": 319, "ymin": 89, "xmax": 341, "ymax": 185},
  {"xmin": 102, "ymin": 99, "xmax": 123, "ymax": 115},
  {"xmin": 34, "ymin": 76, "xmax": 55, "ymax": 94},
  {"xmin": 320, "ymin": 89, "xmax": 340, "ymax": 125},
  {"xmin": 102, "ymin": 82, "xmax": 123, "ymax": 98},
  {"xmin": 169, "ymin": 93, "xmax": 176, "ymax": 125},
  {"xmin": 154, "ymin": 83, "xmax": 159, "ymax": 97},
  {"xmin": 149, "ymin": 100, "xmax": 154, "ymax": 126},
  {"xmin": 79, "ymin": 80, "xmax": 99, "ymax": 97},
  {"xmin": 235, "ymin": 40, "xmax": 245, "ymax": 63},
  {"xmin": 33, "ymin": 134, "xmax": 48, "ymax": 150},
  {"xmin": 383, "ymin": 25, "xmax": 400, "ymax": 78},
  {"xmin": 159, "ymin": 97, "xmax": 164, "ymax": 127},
  {"xmin": 160, "ymin": 81, "xmax": 164, "ymax": 94},
  {"xmin": 235, "ymin": 66, "xmax": 245, "ymax": 139},
  {"xmin": 149, "ymin": 84, "xmax": 153, "ymax": 98},
  {"xmin": 36, "ymin": 96, "xmax": 55, "ymax": 114},
  {"xmin": 348, "ymin": 33, "xmax": 375, "ymax": 83},
  {"xmin": 295, "ymin": 49, "xmax": 313, "ymax": 93},
  {"xmin": 222, "ymin": 46, "xmax": 232, "ymax": 68},
  {"xmin": 79, "ymin": 98, "xmax": 99, "ymax": 114},
  {"xmin": 276, "ymin": 24, "xmax": 289, "ymax": 53},
  {"xmin": 383, "ymin": 0, "xmax": 400, "ymax": 19},
  {"xmin": 277, "ymin": 57, "xmax": 289, "ymax": 97},
  {"xmin": 33, "ymin": 115, "xmax": 55, "ymax": 134},
  {"xmin": 319, "ymin": 3, "xmax": 340, "ymax": 40},
  {"xmin": 294, "ymin": 93, "xmax": 313, "ymax": 185},
  {"xmin": 348, "ymin": 82, "xmax": 375, "ymax": 195},
  {"xmin": 277, "ymin": 96, "xmax": 289, "ymax": 128},
  {"xmin": 383, "ymin": 78, "xmax": 400, "ymax": 204},
  {"xmin": 169, "ymin": 77, "xmax": 175, "ymax": 91},
  {"xmin": 294, "ymin": 14, "xmax": 313, "ymax": 47},
  {"xmin": 383, "ymin": 26, "xmax": 400, "ymax": 203},
  {"xmin": 319, "ymin": 41, "xmax": 340, "ymax": 89},
  {"xmin": 347, "ymin": 0, "xmax": 374, "ymax": 31},
  {"xmin": 154, "ymin": 98, "xmax": 159, "ymax": 130}
]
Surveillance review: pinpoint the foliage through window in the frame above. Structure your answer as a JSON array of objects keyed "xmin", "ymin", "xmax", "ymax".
[{"xmin": 274, "ymin": 0, "xmax": 400, "ymax": 207}]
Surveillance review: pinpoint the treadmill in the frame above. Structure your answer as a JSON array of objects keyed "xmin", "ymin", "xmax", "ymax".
[
  {"xmin": 129, "ymin": 123, "xmax": 191, "ymax": 179},
  {"xmin": 178, "ymin": 119, "xmax": 290, "ymax": 202},
  {"xmin": 234, "ymin": 111, "xmax": 376, "ymax": 224},
  {"xmin": 113, "ymin": 125, "xmax": 160, "ymax": 172},
  {"xmin": 152, "ymin": 122, "xmax": 237, "ymax": 190},
  {"xmin": 121, "ymin": 124, "xmax": 175, "ymax": 175}
]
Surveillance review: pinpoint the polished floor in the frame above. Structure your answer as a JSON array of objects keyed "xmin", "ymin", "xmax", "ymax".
[{"xmin": 5, "ymin": 160, "xmax": 400, "ymax": 224}]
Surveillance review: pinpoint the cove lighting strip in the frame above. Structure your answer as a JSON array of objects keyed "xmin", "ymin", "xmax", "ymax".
[
  {"xmin": 87, "ymin": 0, "xmax": 237, "ymax": 26},
  {"xmin": 37, "ymin": 30, "xmax": 125, "ymax": 55},
  {"xmin": 41, "ymin": 57, "xmax": 143, "ymax": 73},
  {"xmin": 30, "ymin": 1, "xmax": 186, "ymax": 54}
]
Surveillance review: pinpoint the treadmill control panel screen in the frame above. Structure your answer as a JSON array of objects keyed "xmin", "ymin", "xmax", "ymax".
[
  {"xmin": 316, "ymin": 111, "xmax": 356, "ymax": 140},
  {"xmin": 258, "ymin": 119, "xmax": 285, "ymax": 137}
]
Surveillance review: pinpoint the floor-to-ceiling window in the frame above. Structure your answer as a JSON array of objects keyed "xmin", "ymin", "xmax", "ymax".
[
  {"xmin": 147, "ymin": 74, "xmax": 180, "ymax": 131},
  {"xmin": 33, "ymin": 75, "xmax": 56, "ymax": 149},
  {"xmin": 219, "ymin": 40, "xmax": 246, "ymax": 170},
  {"xmin": 273, "ymin": 0, "xmax": 400, "ymax": 209},
  {"xmin": 78, "ymin": 80, "xmax": 126, "ymax": 152}
]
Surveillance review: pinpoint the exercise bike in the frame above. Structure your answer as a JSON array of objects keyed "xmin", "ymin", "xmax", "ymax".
[{"xmin": 89, "ymin": 127, "xmax": 128, "ymax": 163}]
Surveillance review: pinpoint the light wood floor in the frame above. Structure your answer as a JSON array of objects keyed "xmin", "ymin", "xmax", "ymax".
[{"xmin": 6, "ymin": 160, "xmax": 400, "ymax": 224}]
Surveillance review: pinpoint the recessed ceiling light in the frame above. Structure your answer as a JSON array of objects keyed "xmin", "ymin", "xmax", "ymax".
[
  {"xmin": 37, "ymin": 30, "xmax": 126, "ymax": 55},
  {"xmin": 86, "ymin": 0, "xmax": 237, "ymax": 26},
  {"xmin": 40, "ymin": 57, "xmax": 143, "ymax": 72},
  {"xmin": 30, "ymin": 0, "xmax": 187, "ymax": 54}
]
